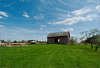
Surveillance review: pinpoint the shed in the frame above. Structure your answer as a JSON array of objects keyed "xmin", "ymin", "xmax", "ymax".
[
  {"xmin": 47, "ymin": 31, "xmax": 70, "ymax": 44},
  {"xmin": 30, "ymin": 40, "xmax": 36, "ymax": 44}
]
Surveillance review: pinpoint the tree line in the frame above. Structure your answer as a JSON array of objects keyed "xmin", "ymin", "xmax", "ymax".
[{"xmin": 0, "ymin": 40, "xmax": 47, "ymax": 44}]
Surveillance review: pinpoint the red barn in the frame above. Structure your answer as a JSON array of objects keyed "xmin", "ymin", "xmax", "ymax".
[{"xmin": 47, "ymin": 31, "xmax": 70, "ymax": 44}]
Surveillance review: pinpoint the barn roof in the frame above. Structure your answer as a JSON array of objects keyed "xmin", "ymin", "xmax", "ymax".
[{"xmin": 47, "ymin": 31, "xmax": 70, "ymax": 37}]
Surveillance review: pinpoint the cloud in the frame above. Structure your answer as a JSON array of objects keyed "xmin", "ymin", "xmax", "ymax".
[
  {"xmin": 40, "ymin": 0, "xmax": 45, "ymax": 3},
  {"xmin": 0, "ymin": 16, "xmax": 3, "ymax": 19},
  {"xmin": 49, "ymin": 6, "xmax": 98, "ymax": 25},
  {"xmin": 40, "ymin": 28, "xmax": 43, "ymax": 30},
  {"xmin": 34, "ymin": 14, "xmax": 44, "ymax": 19},
  {"xmin": 3, "ymin": 2, "xmax": 16, "ymax": 9},
  {"xmin": 5, "ymin": 27, "xmax": 50, "ymax": 34},
  {"xmin": 55, "ymin": 8, "xmax": 67, "ymax": 12},
  {"xmin": 71, "ymin": 7, "xmax": 92, "ymax": 15},
  {"xmin": 20, "ymin": 0, "xmax": 33, "ymax": 2},
  {"xmin": 87, "ymin": 0, "xmax": 98, "ymax": 2},
  {"xmin": 48, "ymin": 22, "xmax": 52, "ymax": 24},
  {"xmin": 60, "ymin": 28, "xmax": 74, "ymax": 31},
  {"xmin": 0, "ymin": 25, "xmax": 4, "ymax": 27},
  {"xmin": 16, "ymin": 27, "xmax": 38, "ymax": 33},
  {"xmin": 85, "ymin": 14, "xmax": 97, "ymax": 21},
  {"xmin": 1, "ymin": 27, "xmax": 50, "ymax": 41},
  {"xmin": 23, "ymin": 11, "xmax": 30, "ymax": 18},
  {"xmin": 52, "ymin": 14, "xmax": 97, "ymax": 25},
  {"xmin": 0, "ymin": 11, "xmax": 8, "ymax": 17},
  {"xmin": 96, "ymin": 5, "xmax": 100, "ymax": 12},
  {"xmin": 52, "ymin": 16, "xmax": 86, "ymax": 25}
]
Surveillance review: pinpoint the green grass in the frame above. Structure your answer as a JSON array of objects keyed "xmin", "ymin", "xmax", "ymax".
[{"xmin": 0, "ymin": 44, "xmax": 100, "ymax": 68}]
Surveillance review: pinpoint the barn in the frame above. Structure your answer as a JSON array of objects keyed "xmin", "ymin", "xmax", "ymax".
[{"xmin": 47, "ymin": 31, "xmax": 70, "ymax": 44}]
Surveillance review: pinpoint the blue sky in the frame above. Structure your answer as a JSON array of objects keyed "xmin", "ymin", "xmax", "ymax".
[{"xmin": 0, "ymin": 0, "xmax": 100, "ymax": 41}]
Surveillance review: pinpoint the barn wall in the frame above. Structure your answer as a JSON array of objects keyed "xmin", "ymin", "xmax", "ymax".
[
  {"xmin": 60, "ymin": 36, "xmax": 68, "ymax": 44},
  {"xmin": 59, "ymin": 37, "xmax": 63, "ymax": 44},
  {"xmin": 61, "ymin": 36, "xmax": 70, "ymax": 44},
  {"xmin": 67, "ymin": 35, "xmax": 70, "ymax": 44},
  {"xmin": 47, "ymin": 37, "xmax": 55, "ymax": 44},
  {"xmin": 47, "ymin": 35, "xmax": 70, "ymax": 44}
]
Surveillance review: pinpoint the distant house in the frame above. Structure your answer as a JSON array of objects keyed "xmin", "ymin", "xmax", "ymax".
[
  {"xmin": 30, "ymin": 40, "xmax": 36, "ymax": 44},
  {"xmin": 47, "ymin": 31, "xmax": 70, "ymax": 44}
]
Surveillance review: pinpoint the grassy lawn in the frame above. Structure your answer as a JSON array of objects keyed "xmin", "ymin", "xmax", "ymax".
[{"xmin": 0, "ymin": 44, "xmax": 100, "ymax": 68}]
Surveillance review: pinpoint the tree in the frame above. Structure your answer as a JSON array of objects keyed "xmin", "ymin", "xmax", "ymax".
[
  {"xmin": 28, "ymin": 40, "xmax": 33, "ymax": 43},
  {"xmin": 94, "ymin": 35, "xmax": 100, "ymax": 51},
  {"xmin": 0, "ymin": 40, "xmax": 6, "ymax": 43},
  {"xmin": 80, "ymin": 31, "xmax": 90, "ymax": 39},
  {"xmin": 80, "ymin": 28, "xmax": 100, "ymax": 49},
  {"xmin": 80, "ymin": 37, "xmax": 85, "ymax": 44},
  {"xmin": 13, "ymin": 40, "xmax": 17, "ymax": 43},
  {"xmin": 80, "ymin": 29, "xmax": 100, "ymax": 39},
  {"xmin": 21, "ymin": 40, "xmax": 26, "ymax": 43},
  {"xmin": 70, "ymin": 37, "xmax": 77, "ymax": 45},
  {"xmin": 85, "ymin": 35, "xmax": 98, "ymax": 49}
]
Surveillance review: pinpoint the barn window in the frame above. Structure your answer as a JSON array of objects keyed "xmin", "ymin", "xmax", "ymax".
[
  {"xmin": 54, "ymin": 38, "xmax": 60, "ymax": 43},
  {"xmin": 58, "ymin": 39, "xmax": 60, "ymax": 42}
]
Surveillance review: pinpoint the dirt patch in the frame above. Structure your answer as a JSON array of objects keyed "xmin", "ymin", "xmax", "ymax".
[{"xmin": 1, "ymin": 43, "xmax": 28, "ymax": 47}]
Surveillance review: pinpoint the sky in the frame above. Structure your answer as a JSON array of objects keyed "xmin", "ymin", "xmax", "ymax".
[{"xmin": 0, "ymin": 0, "xmax": 100, "ymax": 41}]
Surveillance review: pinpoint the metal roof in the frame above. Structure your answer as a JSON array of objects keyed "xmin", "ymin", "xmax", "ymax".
[{"xmin": 47, "ymin": 31, "xmax": 70, "ymax": 37}]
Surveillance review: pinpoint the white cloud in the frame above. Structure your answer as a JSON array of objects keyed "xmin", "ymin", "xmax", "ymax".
[
  {"xmin": 53, "ymin": 16, "xmax": 86, "ymax": 25},
  {"xmin": 0, "ymin": 25, "xmax": 4, "ymax": 27},
  {"xmin": 0, "ymin": 11, "xmax": 8, "ymax": 17},
  {"xmin": 68, "ymin": 28, "xmax": 74, "ymax": 31},
  {"xmin": 71, "ymin": 7, "xmax": 92, "ymax": 15},
  {"xmin": 55, "ymin": 8, "xmax": 67, "ymax": 12},
  {"xmin": 16, "ymin": 27, "xmax": 38, "ymax": 33},
  {"xmin": 96, "ymin": 5, "xmax": 100, "ymax": 12},
  {"xmin": 48, "ymin": 22, "xmax": 52, "ymax": 24},
  {"xmin": 60, "ymin": 28, "xmax": 74, "ymax": 31},
  {"xmin": 87, "ymin": 0, "xmax": 98, "ymax": 2},
  {"xmin": 0, "ymin": 16, "xmax": 3, "ymax": 19},
  {"xmin": 11, "ymin": 27, "xmax": 51, "ymax": 34},
  {"xmin": 20, "ymin": 0, "xmax": 33, "ymax": 2},
  {"xmin": 1, "ymin": 26, "xmax": 56, "ymax": 41},
  {"xmin": 52, "ymin": 14, "xmax": 97, "ymax": 25},
  {"xmin": 40, "ymin": 28, "xmax": 43, "ymax": 30},
  {"xmin": 49, "ymin": 6, "xmax": 98, "ymax": 25},
  {"xmin": 85, "ymin": 14, "xmax": 97, "ymax": 21},
  {"xmin": 40, "ymin": 0, "xmax": 45, "ymax": 3},
  {"xmin": 23, "ymin": 12, "xmax": 30, "ymax": 18},
  {"xmin": 34, "ymin": 14, "xmax": 44, "ymax": 19}
]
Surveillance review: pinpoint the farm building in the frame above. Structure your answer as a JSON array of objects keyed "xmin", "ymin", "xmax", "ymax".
[
  {"xmin": 47, "ymin": 31, "xmax": 70, "ymax": 44},
  {"xmin": 30, "ymin": 40, "xmax": 36, "ymax": 44}
]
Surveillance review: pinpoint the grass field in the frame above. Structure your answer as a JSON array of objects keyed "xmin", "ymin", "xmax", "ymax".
[{"xmin": 0, "ymin": 44, "xmax": 100, "ymax": 68}]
